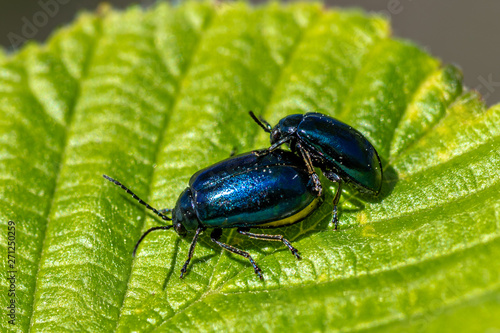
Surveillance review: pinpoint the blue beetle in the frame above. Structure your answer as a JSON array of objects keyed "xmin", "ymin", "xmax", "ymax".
[
  {"xmin": 249, "ymin": 111, "xmax": 383, "ymax": 230},
  {"xmin": 104, "ymin": 149, "xmax": 322, "ymax": 279}
]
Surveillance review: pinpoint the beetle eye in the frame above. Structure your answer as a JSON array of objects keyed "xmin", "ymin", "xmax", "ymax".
[
  {"xmin": 270, "ymin": 129, "xmax": 280, "ymax": 144},
  {"xmin": 174, "ymin": 222, "xmax": 187, "ymax": 237}
]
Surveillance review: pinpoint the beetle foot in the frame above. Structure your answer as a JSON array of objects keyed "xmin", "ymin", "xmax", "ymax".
[
  {"xmin": 251, "ymin": 150, "xmax": 269, "ymax": 158},
  {"xmin": 332, "ymin": 206, "xmax": 339, "ymax": 231},
  {"xmin": 180, "ymin": 265, "xmax": 188, "ymax": 279},
  {"xmin": 291, "ymin": 248, "xmax": 301, "ymax": 260},
  {"xmin": 254, "ymin": 266, "xmax": 264, "ymax": 280}
]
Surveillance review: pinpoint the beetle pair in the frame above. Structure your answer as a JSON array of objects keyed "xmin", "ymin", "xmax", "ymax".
[{"xmin": 104, "ymin": 112, "xmax": 382, "ymax": 279}]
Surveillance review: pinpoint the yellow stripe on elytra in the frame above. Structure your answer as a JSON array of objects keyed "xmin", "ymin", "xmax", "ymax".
[{"xmin": 258, "ymin": 197, "xmax": 322, "ymax": 228}]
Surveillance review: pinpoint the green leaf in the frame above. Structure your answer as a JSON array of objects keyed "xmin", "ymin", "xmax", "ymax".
[{"xmin": 1, "ymin": 2, "xmax": 499, "ymax": 332}]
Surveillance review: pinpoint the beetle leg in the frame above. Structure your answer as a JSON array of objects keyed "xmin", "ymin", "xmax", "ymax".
[
  {"xmin": 237, "ymin": 228, "xmax": 301, "ymax": 259},
  {"xmin": 159, "ymin": 208, "xmax": 172, "ymax": 214},
  {"xmin": 296, "ymin": 143, "xmax": 323, "ymax": 196},
  {"xmin": 180, "ymin": 227, "xmax": 205, "ymax": 279},
  {"xmin": 133, "ymin": 225, "xmax": 174, "ymax": 257},
  {"xmin": 332, "ymin": 181, "xmax": 343, "ymax": 231},
  {"xmin": 252, "ymin": 136, "xmax": 291, "ymax": 157},
  {"xmin": 211, "ymin": 228, "xmax": 263, "ymax": 279},
  {"xmin": 268, "ymin": 136, "xmax": 290, "ymax": 151},
  {"xmin": 324, "ymin": 172, "xmax": 343, "ymax": 230}
]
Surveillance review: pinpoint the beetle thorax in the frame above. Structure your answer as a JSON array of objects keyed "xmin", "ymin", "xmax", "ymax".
[{"xmin": 172, "ymin": 188, "xmax": 199, "ymax": 235}]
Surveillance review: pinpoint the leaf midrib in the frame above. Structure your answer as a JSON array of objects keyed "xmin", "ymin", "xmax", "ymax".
[{"xmin": 114, "ymin": 9, "xmax": 215, "ymax": 332}]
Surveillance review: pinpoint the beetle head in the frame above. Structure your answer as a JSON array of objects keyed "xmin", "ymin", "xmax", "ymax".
[
  {"xmin": 272, "ymin": 114, "xmax": 303, "ymax": 144},
  {"xmin": 172, "ymin": 188, "xmax": 199, "ymax": 236}
]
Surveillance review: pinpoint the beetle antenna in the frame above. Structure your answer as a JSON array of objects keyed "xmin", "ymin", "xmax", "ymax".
[
  {"xmin": 103, "ymin": 175, "xmax": 172, "ymax": 221},
  {"xmin": 249, "ymin": 111, "xmax": 272, "ymax": 133},
  {"xmin": 133, "ymin": 225, "xmax": 173, "ymax": 256}
]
